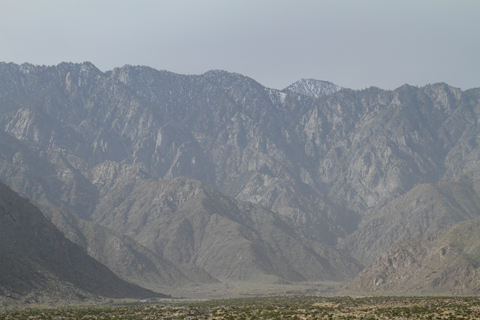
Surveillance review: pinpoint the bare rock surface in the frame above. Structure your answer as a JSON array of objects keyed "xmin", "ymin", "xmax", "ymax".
[
  {"xmin": 344, "ymin": 218, "xmax": 480, "ymax": 295},
  {"xmin": 338, "ymin": 163, "xmax": 480, "ymax": 266}
]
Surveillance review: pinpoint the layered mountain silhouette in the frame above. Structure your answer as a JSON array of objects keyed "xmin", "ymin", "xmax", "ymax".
[
  {"xmin": 1, "ymin": 61, "xmax": 480, "ymax": 296},
  {"xmin": 38, "ymin": 204, "xmax": 202, "ymax": 292},
  {"xmin": 91, "ymin": 175, "xmax": 363, "ymax": 283}
]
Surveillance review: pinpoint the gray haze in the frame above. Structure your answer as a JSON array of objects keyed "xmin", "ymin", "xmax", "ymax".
[{"xmin": 1, "ymin": 0, "xmax": 479, "ymax": 90}]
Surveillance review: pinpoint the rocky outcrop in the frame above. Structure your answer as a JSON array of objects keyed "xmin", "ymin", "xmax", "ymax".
[{"xmin": 343, "ymin": 218, "xmax": 480, "ymax": 295}]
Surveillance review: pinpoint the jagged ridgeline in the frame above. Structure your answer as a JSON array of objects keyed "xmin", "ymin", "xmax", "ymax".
[{"xmin": 1, "ymin": 61, "xmax": 480, "ymax": 296}]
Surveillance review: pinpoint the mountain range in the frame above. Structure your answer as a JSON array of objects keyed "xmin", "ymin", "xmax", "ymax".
[{"xmin": 1, "ymin": 61, "xmax": 480, "ymax": 299}]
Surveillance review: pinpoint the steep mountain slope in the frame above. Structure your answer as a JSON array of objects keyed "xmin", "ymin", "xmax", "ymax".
[
  {"xmin": 39, "ymin": 204, "xmax": 204, "ymax": 292},
  {"xmin": 0, "ymin": 180, "xmax": 164, "ymax": 303},
  {"xmin": 338, "ymin": 163, "xmax": 480, "ymax": 266},
  {"xmin": 315, "ymin": 84, "xmax": 480, "ymax": 216},
  {"xmin": 92, "ymin": 176, "xmax": 363, "ymax": 283},
  {"xmin": 344, "ymin": 218, "xmax": 480, "ymax": 295},
  {"xmin": 0, "ymin": 129, "xmax": 97, "ymax": 220}
]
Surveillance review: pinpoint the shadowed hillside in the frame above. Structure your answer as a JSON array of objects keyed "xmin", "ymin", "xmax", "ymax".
[
  {"xmin": 39, "ymin": 204, "xmax": 207, "ymax": 292},
  {"xmin": 0, "ymin": 180, "xmax": 166, "ymax": 304}
]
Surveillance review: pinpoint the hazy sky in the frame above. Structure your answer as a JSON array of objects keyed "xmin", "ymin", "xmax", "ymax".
[{"xmin": 1, "ymin": 0, "xmax": 479, "ymax": 90}]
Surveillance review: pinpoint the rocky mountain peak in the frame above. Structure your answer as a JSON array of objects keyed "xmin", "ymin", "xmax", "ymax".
[{"xmin": 283, "ymin": 78, "xmax": 342, "ymax": 98}]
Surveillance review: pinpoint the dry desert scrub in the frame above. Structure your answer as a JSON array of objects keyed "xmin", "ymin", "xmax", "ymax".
[{"xmin": 2, "ymin": 295, "xmax": 480, "ymax": 319}]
